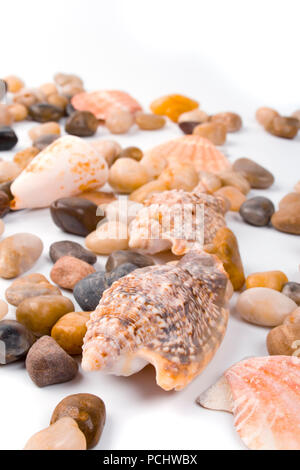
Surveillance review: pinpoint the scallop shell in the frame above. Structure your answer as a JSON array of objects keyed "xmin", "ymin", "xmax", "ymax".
[
  {"xmin": 141, "ymin": 135, "xmax": 231, "ymax": 178},
  {"xmin": 82, "ymin": 251, "xmax": 229, "ymax": 391},
  {"xmin": 197, "ymin": 356, "xmax": 300, "ymax": 450},
  {"xmin": 71, "ymin": 90, "xmax": 142, "ymax": 120},
  {"xmin": 11, "ymin": 136, "xmax": 108, "ymax": 209}
]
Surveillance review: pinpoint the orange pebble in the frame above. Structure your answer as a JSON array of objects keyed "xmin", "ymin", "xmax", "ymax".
[
  {"xmin": 215, "ymin": 185, "xmax": 246, "ymax": 211},
  {"xmin": 150, "ymin": 94, "xmax": 198, "ymax": 122},
  {"xmin": 246, "ymin": 270, "xmax": 288, "ymax": 291}
]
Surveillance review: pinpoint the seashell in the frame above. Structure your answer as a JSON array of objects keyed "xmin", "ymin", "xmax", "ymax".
[
  {"xmin": 82, "ymin": 251, "xmax": 229, "ymax": 391},
  {"xmin": 71, "ymin": 90, "xmax": 142, "ymax": 120},
  {"xmin": 10, "ymin": 136, "xmax": 108, "ymax": 210},
  {"xmin": 197, "ymin": 356, "xmax": 300, "ymax": 450},
  {"xmin": 141, "ymin": 135, "xmax": 231, "ymax": 179}
]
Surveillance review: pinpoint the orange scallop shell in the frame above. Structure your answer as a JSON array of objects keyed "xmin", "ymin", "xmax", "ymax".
[{"xmin": 71, "ymin": 90, "xmax": 142, "ymax": 120}]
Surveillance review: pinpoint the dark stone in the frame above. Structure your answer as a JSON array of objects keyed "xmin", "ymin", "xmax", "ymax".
[
  {"xmin": 0, "ymin": 126, "xmax": 18, "ymax": 151},
  {"xmin": 282, "ymin": 282, "xmax": 300, "ymax": 306},
  {"xmin": 233, "ymin": 158, "xmax": 274, "ymax": 189},
  {"xmin": 33, "ymin": 133, "xmax": 59, "ymax": 151},
  {"xmin": 28, "ymin": 103, "xmax": 64, "ymax": 123},
  {"xmin": 106, "ymin": 250, "xmax": 154, "ymax": 272},
  {"xmin": 105, "ymin": 263, "xmax": 139, "ymax": 285},
  {"xmin": 50, "ymin": 393, "xmax": 106, "ymax": 449},
  {"xmin": 50, "ymin": 197, "xmax": 103, "ymax": 236},
  {"xmin": 0, "ymin": 181, "xmax": 13, "ymax": 200},
  {"xmin": 49, "ymin": 240, "xmax": 97, "ymax": 265},
  {"xmin": 0, "ymin": 190, "xmax": 10, "ymax": 217},
  {"xmin": 25, "ymin": 336, "xmax": 78, "ymax": 387},
  {"xmin": 239, "ymin": 196, "xmax": 275, "ymax": 226},
  {"xmin": 65, "ymin": 111, "xmax": 98, "ymax": 137},
  {"xmin": 178, "ymin": 121, "xmax": 200, "ymax": 135},
  {"xmin": 0, "ymin": 320, "xmax": 35, "ymax": 364}
]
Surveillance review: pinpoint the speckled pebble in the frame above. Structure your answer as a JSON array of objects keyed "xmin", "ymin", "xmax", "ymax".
[
  {"xmin": 5, "ymin": 273, "xmax": 61, "ymax": 306},
  {"xmin": 50, "ymin": 256, "xmax": 96, "ymax": 290}
]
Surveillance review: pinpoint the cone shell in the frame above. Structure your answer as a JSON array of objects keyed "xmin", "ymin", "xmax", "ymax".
[
  {"xmin": 71, "ymin": 90, "xmax": 142, "ymax": 120},
  {"xmin": 141, "ymin": 135, "xmax": 231, "ymax": 178},
  {"xmin": 11, "ymin": 136, "xmax": 108, "ymax": 209}
]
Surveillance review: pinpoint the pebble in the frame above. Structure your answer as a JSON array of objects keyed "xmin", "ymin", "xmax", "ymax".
[
  {"xmin": 50, "ymin": 197, "xmax": 103, "ymax": 236},
  {"xmin": 135, "ymin": 113, "xmax": 166, "ymax": 130},
  {"xmin": 279, "ymin": 192, "xmax": 300, "ymax": 210},
  {"xmin": 54, "ymin": 73, "xmax": 83, "ymax": 88},
  {"xmin": 50, "ymin": 256, "xmax": 96, "ymax": 290},
  {"xmin": 218, "ymin": 170, "xmax": 250, "ymax": 195},
  {"xmin": 239, "ymin": 196, "xmax": 275, "ymax": 226},
  {"xmin": 178, "ymin": 109, "xmax": 209, "ymax": 124},
  {"xmin": 62, "ymin": 83, "xmax": 84, "ymax": 97},
  {"xmin": 265, "ymin": 116, "xmax": 298, "ymax": 139},
  {"xmin": 211, "ymin": 112, "xmax": 242, "ymax": 132},
  {"xmin": 13, "ymin": 87, "xmax": 44, "ymax": 106},
  {"xmin": 5, "ymin": 273, "xmax": 61, "ymax": 306},
  {"xmin": 105, "ymin": 110, "xmax": 134, "ymax": 134},
  {"xmin": 16, "ymin": 295, "xmax": 74, "ymax": 336},
  {"xmin": 236, "ymin": 287, "xmax": 297, "ymax": 326},
  {"xmin": 150, "ymin": 94, "xmax": 198, "ymax": 122},
  {"xmin": 26, "ymin": 336, "xmax": 78, "ymax": 387},
  {"xmin": 214, "ymin": 186, "xmax": 246, "ymax": 211},
  {"xmin": 4, "ymin": 75, "xmax": 24, "ymax": 93},
  {"xmin": 24, "ymin": 417, "xmax": 86, "ymax": 450},
  {"xmin": 51, "ymin": 312, "xmax": 90, "ymax": 355},
  {"xmin": 73, "ymin": 263, "xmax": 137, "ymax": 311},
  {"xmin": 0, "ymin": 104, "xmax": 13, "ymax": 126},
  {"xmin": 193, "ymin": 121, "xmax": 227, "ymax": 145},
  {"xmin": 267, "ymin": 323, "xmax": 300, "ymax": 356},
  {"xmin": 8, "ymin": 103, "xmax": 28, "ymax": 122},
  {"xmin": 0, "ymin": 299, "xmax": 8, "ymax": 320},
  {"xmin": 28, "ymin": 103, "xmax": 64, "ymax": 123},
  {"xmin": 50, "ymin": 394, "xmax": 106, "ymax": 449},
  {"xmin": 39, "ymin": 83, "xmax": 57, "ymax": 97},
  {"xmin": 50, "ymin": 240, "xmax": 97, "ymax": 265},
  {"xmin": 79, "ymin": 190, "xmax": 116, "ymax": 206},
  {"xmin": 0, "ymin": 161, "xmax": 22, "ymax": 183},
  {"xmin": 90, "ymin": 140, "xmax": 121, "ymax": 167},
  {"xmin": 178, "ymin": 121, "xmax": 200, "ymax": 135},
  {"xmin": 28, "ymin": 122, "xmax": 61, "ymax": 141},
  {"xmin": 47, "ymin": 93, "xmax": 68, "ymax": 110},
  {"xmin": 255, "ymin": 107, "xmax": 279, "ymax": 127},
  {"xmin": 109, "ymin": 158, "xmax": 149, "ymax": 193},
  {"xmin": 65, "ymin": 111, "xmax": 98, "ymax": 137},
  {"xmin": 85, "ymin": 221, "xmax": 129, "ymax": 255},
  {"xmin": 283, "ymin": 307, "xmax": 300, "ymax": 326},
  {"xmin": 117, "ymin": 146, "xmax": 143, "ymax": 162},
  {"xmin": 0, "ymin": 233, "xmax": 43, "ymax": 279},
  {"xmin": 197, "ymin": 171, "xmax": 222, "ymax": 193},
  {"xmin": 0, "ymin": 320, "xmax": 35, "ymax": 364},
  {"xmin": 33, "ymin": 133, "xmax": 59, "ymax": 151},
  {"xmin": 0, "ymin": 127, "xmax": 18, "ymax": 151},
  {"xmin": 0, "ymin": 191, "xmax": 10, "ymax": 217},
  {"xmin": 129, "ymin": 179, "xmax": 167, "ymax": 203},
  {"xmin": 13, "ymin": 147, "xmax": 39, "ymax": 170},
  {"xmin": 271, "ymin": 193, "xmax": 300, "ymax": 235},
  {"xmin": 106, "ymin": 250, "xmax": 154, "ymax": 272},
  {"xmin": 246, "ymin": 270, "xmax": 288, "ymax": 291},
  {"xmin": 281, "ymin": 282, "xmax": 300, "ymax": 306},
  {"xmin": 232, "ymin": 158, "xmax": 274, "ymax": 189}
]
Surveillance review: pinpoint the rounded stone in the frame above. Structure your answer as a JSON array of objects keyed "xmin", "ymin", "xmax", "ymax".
[
  {"xmin": 239, "ymin": 196, "xmax": 275, "ymax": 226},
  {"xmin": 193, "ymin": 121, "xmax": 227, "ymax": 145},
  {"xmin": 25, "ymin": 336, "xmax": 78, "ymax": 387},
  {"xmin": 178, "ymin": 121, "xmax": 200, "ymax": 135},
  {"xmin": 215, "ymin": 186, "xmax": 246, "ymax": 212},
  {"xmin": 106, "ymin": 250, "xmax": 154, "ymax": 272},
  {"xmin": 4, "ymin": 75, "xmax": 24, "ymax": 93},
  {"xmin": 8, "ymin": 103, "xmax": 28, "ymax": 122},
  {"xmin": 49, "ymin": 240, "xmax": 97, "ymax": 265},
  {"xmin": 218, "ymin": 170, "xmax": 250, "ymax": 195},
  {"xmin": 85, "ymin": 222, "xmax": 129, "ymax": 255},
  {"xmin": 0, "ymin": 104, "xmax": 13, "ymax": 126},
  {"xmin": 232, "ymin": 158, "xmax": 274, "ymax": 189},
  {"xmin": 47, "ymin": 93, "xmax": 68, "ymax": 110},
  {"xmin": 117, "ymin": 146, "xmax": 143, "ymax": 162},
  {"xmin": 0, "ymin": 191, "xmax": 10, "ymax": 217},
  {"xmin": 0, "ymin": 320, "xmax": 35, "ymax": 364},
  {"xmin": 5, "ymin": 273, "xmax": 61, "ymax": 306},
  {"xmin": 0, "ymin": 233, "xmax": 43, "ymax": 279},
  {"xmin": 28, "ymin": 122, "xmax": 61, "ymax": 141},
  {"xmin": 178, "ymin": 109, "xmax": 209, "ymax": 124},
  {"xmin": 271, "ymin": 205, "xmax": 300, "ymax": 235},
  {"xmin": 211, "ymin": 112, "xmax": 242, "ymax": 132},
  {"xmin": 0, "ymin": 126, "xmax": 18, "ymax": 151},
  {"xmin": 135, "ymin": 113, "xmax": 166, "ymax": 130},
  {"xmin": 282, "ymin": 282, "xmax": 300, "ymax": 306},
  {"xmin": 108, "ymin": 158, "xmax": 149, "ymax": 193},
  {"xmin": 105, "ymin": 110, "xmax": 134, "ymax": 134},
  {"xmin": 51, "ymin": 394, "xmax": 106, "ymax": 449},
  {"xmin": 256, "ymin": 107, "xmax": 279, "ymax": 127},
  {"xmin": 50, "ymin": 256, "xmax": 96, "ymax": 290},
  {"xmin": 33, "ymin": 133, "xmax": 59, "ymax": 151},
  {"xmin": 65, "ymin": 111, "xmax": 98, "ymax": 137},
  {"xmin": 246, "ymin": 271, "xmax": 288, "ymax": 291},
  {"xmin": 51, "ymin": 312, "xmax": 90, "ymax": 355},
  {"xmin": 265, "ymin": 116, "xmax": 298, "ymax": 139},
  {"xmin": 50, "ymin": 197, "xmax": 103, "ymax": 237},
  {"xmin": 28, "ymin": 103, "xmax": 64, "ymax": 123},
  {"xmin": 16, "ymin": 295, "xmax": 74, "ymax": 336}
]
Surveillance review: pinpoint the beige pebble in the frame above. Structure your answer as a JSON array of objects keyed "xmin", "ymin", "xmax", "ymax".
[
  {"xmin": 91, "ymin": 140, "xmax": 122, "ymax": 167},
  {"xmin": 13, "ymin": 88, "xmax": 44, "ymax": 107},
  {"xmin": 4, "ymin": 75, "xmax": 24, "ymax": 93},
  {"xmin": 13, "ymin": 147, "xmax": 40, "ymax": 170},
  {"xmin": 218, "ymin": 170, "xmax": 250, "ymax": 195},
  {"xmin": 236, "ymin": 287, "xmax": 297, "ymax": 327},
  {"xmin": 178, "ymin": 109, "xmax": 209, "ymax": 124},
  {"xmin": 159, "ymin": 162, "xmax": 198, "ymax": 191},
  {"xmin": 61, "ymin": 83, "xmax": 84, "ymax": 97},
  {"xmin": 24, "ymin": 417, "xmax": 86, "ymax": 450},
  {"xmin": 256, "ymin": 107, "xmax": 279, "ymax": 127},
  {"xmin": 54, "ymin": 73, "xmax": 83, "ymax": 88},
  {"xmin": 0, "ymin": 104, "xmax": 13, "ymax": 126},
  {"xmin": 5, "ymin": 273, "xmax": 61, "ymax": 306},
  {"xmin": 0, "ymin": 233, "xmax": 43, "ymax": 279},
  {"xmin": 39, "ymin": 83, "xmax": 57, "ymax": 97},
  {"xmin": 193, "ymin": 121, "xmax": 227, "ymax": 145},
  {"xmin": 47, "ymin": 93, "xmax": 68, "ymax": 110},
  {"xmin": 109, "ymin": 158, "xmax": 149, "ymax": 193},
  {"xmin": 50, "ymin": 256, "xmax": 96, "ymax": 290},
  {"xmin": 106, "ymin": 110, "xmax": 134, "ymax": 134},
  {"xmin": 211, "ymin": 112, "xmax": 242, "ymax": 132},
  {"xmin": 284, "ymin": 307, "xmax": 300, "ymax": 326},
  {"xmin": 0, "ymin": 299, "xmax": 8, "ymax": 320},
  {"xmin": 214, "ymin": 185, "xmax": 246, "ymax": 211},
  {"xmin": 0, "ymin": 161, "xmax": 22, "ymax": 184},
  {"xmin": 28, "ymin": 122, "xmax": 61, "ymax": 141},
  {"xmin": 135, "ymin": 113, "xmax": 166, "ymax": 130},
  {"xmin": 196, "ymin": 171, "xmax": 222, "ymax": 193},
  {"xmin": 129, "ymin": 179, "xmax": 168, "ymax": 203},
  {"xmin": 7, "ymin": 103, "xmax": 28, "ymax": 122},
  {"xmin": 85, "ymin": 222, "xmax": 129, "ymax": 255}
]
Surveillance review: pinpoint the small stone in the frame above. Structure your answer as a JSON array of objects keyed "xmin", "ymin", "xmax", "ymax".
[
  {"xmin": 105, "ymin": 262, "xmax": 138, "ymax": 285},
  {"xmin": 150, "ymin": 94, "xmax": 199, "ymax": 122},
  {"xmin": 61, "ymin": 83, "xmax": 85, "ymax": 97},
  {"xmin": 271, "ymin": 194, "xmax": 300, "ymax": 235},
  {"xmin": 178, "ymin": 109, "xmax": 209, "ymax": 124},
  {"xmin": 13, "ymin": 88, "xmax": 44, "ymax": 107},
  {"xmin": 50, "ymin": 394, "xmax": 106, "ymax": 449},
  {"xmin": 54, "ymin": 73, "xmax": 83, "ymax": 88},
  {"xmin": 0, "ymin": 233, "xmax": 43, "ymax": 279},
  {"xmin": 135, "ymin": 113, "xmax": 166, "ymax": 130},
  {"xmin": 282, "ymin": 282, "xmax": 300, "ymax": 306},
  {"xmin": 85, "ymin": 222, "xmax": 129, "ymax": 255},
  {"xmin": 117, "ymin": 146, "xmax": 143, "ymax": 162},
  {"xmin": 109, "ymin": 158, "xmax": 149, "ymax": 193},
  {"xmin": 50, "ymin": 256, "xmax": 96, "ymax": 290},
  {"xmin": 79, "ymin": 190, "xmax": 116, "ymax": 206},
  {"xmin": 39, "ymin": 83, "xmax": 57, "ymax": 97},
  {"xmin": 28, "ymin": 122, "xmax": 61, "ymax": 141},
  {"xmin": 0, "ymin": 191, "xmax": 10, "ymax": 217},
  {"xmin": 0, "ymin": 161, "xmax": 21, "ymax": 183},
  {"xmin": 33, "ymin": 133, "xmax": 59, "ymax": 151},
  {"xmin": 267, "ymin": 324, "xmax": 300, "ymax": 356},
  {"xmin": 0, "ymin": 320, "xmax": 35, "ymax": 364},
  {"xmin": 218, "ymin": 170, "xmax": 250, "ymax": 195},
  {"xmin": 246, "ymin": 271, "xmax": 288, "ymax": 291},
  {"xmin": 206, "ymin": 227, "xmax": 245, "ymax": 291},
  {"xmin": 265, "ymin": 116, "xmax": 298, "ymax": 139},
  {"xmin": 26, "ymin": 336, "xmax": 78, "ymax": 387},
  {"xmin": 0, "ymin": 104, "xmax": 13, "ymax": 126},
  {"xmin": 4, "ymin": 75, "xmax": 24, "ymax": 93},
  {"xmin": 51, "ymin": 312, "xmax": 90, "ymax": 355},
  {"xmin": 256, "ymin": 107, "xmax": 279, "ymax": 127},
  {"xmin": 214, "ymin": 186, "xmax": 246, "ymax": 211},
  {"xmin": 232, "ymin": 157, "xmax": 274, "ymax": 189},
  {"xmin": 50, "ymin": 240, "xmax": 97, "ymax": 265},
  {"xmin": 193, "ymin": 121, "xmax": 227, "ymax": 145},
  {"xmin": 28, "ymin": 103, "xmax": 64, "ymax": 123},
  {"xmin": 283, "ymin": 307, "xmax": 300, "ymax": 326},
  {"xmin": 90, "ymin": 140, "xmax": 122, "ymax": 167},
  {"xmin": 239, "ymin": 196, "xmax": 275, "ymax": 226},
  {"xmin": 65, "ymin": 111, "xmax": 98, "ymax": 137},
  {"xmin": 5, "ymin": 273, "xmax": 61, "ymax": 306},
  {"xmin": 129, "ymin": 179, "xmax": 167, "ymax": 203},
  {"xmin": 197, "ymin": 171, "xmax": 222, "ymax": 193},
  {"xmin": 24, "ymin": 417, "xmax": 86, "ymax": 450},
  {"xmin": 0, "ymin": 299, "xmax": 8, "ymax": 320},
  {"xmin": 50, "ymin": 197, "xmax": 103, "ymax": 237},
  {"xmin": 106, "ymin": 250, "xmax": 154, "ymax": 272},
  {"xmin": 0, "ymin": 126, "xmax": 18, "ymax": 151},
  {"xmin": 13, "ymin": 147, "xmax": 39, "ymax": 170},
  {"xmin": 7, "ymin": 103, "xmax": 28, "ymax": 122},
  {"xmin": 211, "ymin": 112, "xmax": 242, "ymax": 132},
  {"xmin": 16, "ymin": 295, "xmax": 74, "ymax": 336},
  {"xmin": 105, "ymin": 110, "xmax": 134, "ymax": 134},
  {"xmin": 279, "ymin": 192, "xmax": 300, "ymax": 210},
  {"xmin": 236, "ymin": 287, "xmax": 297, "ymax": 326},
  {"xmin": 179, "ymin": 121, "xmax": 201, "ymax": 135},
  {"xmin": 47, "ymin": 93, "xmax": 68, "ymax": 110}
]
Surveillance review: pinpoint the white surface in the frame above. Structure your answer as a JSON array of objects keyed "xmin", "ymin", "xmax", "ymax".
[{"xmin": 0, "ymin": 0, "xmax": 300, "ymax": 451}]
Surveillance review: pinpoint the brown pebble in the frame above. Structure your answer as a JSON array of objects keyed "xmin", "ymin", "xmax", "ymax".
[
  {"xmin": 5, "ymin": 273, "xmax": 61, "ymax": 306},
  {"xmin": 50, "ymin": 256, "xmax": 96, "ymax": 290},
  {"xmin": 215, "ymin": 186, "xmax": 246, "ymax": 211},
  {"xmin": 211, "ymin": 112, "xmax": 242, "ymax": 132},
  {"xmin": 13, "ymin": 147, "xmax": 39, "ymax": 170},
  {"xmin": 232, "ymin": 158, "xmax": 274, "ymax": 189},
  {"xmin": 65, "ymin": 111, "xmax": 98, "ymax": 137},
  {"xmin": 267, "ymin": 324, "xmax": 300, "ymax": 356},
  {"xmin": 117, "ymin": 146, "xmax": 143, "ymax": 162},
  {"xmin": 13, "ymin": 88, "xmax": 44, "ymax": 108},
  {"xmin": 256, "ymin": 107, "xmax": 279, "ymax": 127},
  {"xmin": 8, "ymin": 103, "xmax": 28, "ymax": 122},
  {"xmin": 271, "ymin": 193, "xmax": 300, "ymax": 235},
  {"xmin": 218, "ymin": 170, "xmax": 250, "ymax": 195},
  {"xmin": 51, "ymin": 312, "xmax": 90, "ymax": 355},
  {"xmin": 39, "ymin": 83, "xmax": 57, "ymax": 97},
  {"xmin": 106, "ymin": 110, "xmax": 134, "ymax": 134},
  {"xmin": 135, "ymin": 112, "xmax": 166, "ymax": 130},
  {"xmin": 265, "ymin": 116, "xmax": 298, "ymax": 139},
  {"xmin": 0, "ymin": 233, "xmax": 43, "ymax": 279},
  {"xmin": 47, "ymin": 93, "xmax": 68, "ymax": 110},
  {"xmin": 193, "ymin": 121, "xmax": 227, "ymax": 145}
]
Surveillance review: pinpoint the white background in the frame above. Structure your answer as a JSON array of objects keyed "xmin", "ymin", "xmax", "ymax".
[{"xmin": 0, "ymin": 0, "xmax": 300, "ymax": 450}]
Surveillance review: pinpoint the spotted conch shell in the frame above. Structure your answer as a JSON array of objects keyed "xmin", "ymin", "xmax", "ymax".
[
  {"xmin": 11, "ymin": 136, "xmax": 108, "ymax": 209},
  {"xmin": 141, "ymin": 135, "xmax": 231, "ymax": 178},
  {"xmin": 82, "ymin": 251, "xmax": 229, "ymax": 391},
  {"xmin": 71, "ymin": 90, "xmax": 142, "ymax": 120},
  {"xmin": 128, "ymin": 190, "xmax": 227, "ymax": 255},
  {"xmin": 197, "ymin": 356, "xmax": 300, "ymax": 450}
]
